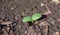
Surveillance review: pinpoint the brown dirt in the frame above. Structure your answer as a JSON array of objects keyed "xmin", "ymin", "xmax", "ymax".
[{"xmin": 0, "ymin": 0, "xmax": 60, "ymax": 35}]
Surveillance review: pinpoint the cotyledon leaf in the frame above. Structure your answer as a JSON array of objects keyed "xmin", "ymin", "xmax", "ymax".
[
  {"xmin": 32, "ymin": 13, "xmax": 42, "ymax": 21},
  {"xmin": 22, "ymin": 16, "xmax": 32, "ymax": 22}
]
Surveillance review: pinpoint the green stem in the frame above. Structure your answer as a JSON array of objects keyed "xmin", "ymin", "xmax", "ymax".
[{"xmin": 32, "ymin": 21, "xmax": 33, "ymax": 23}]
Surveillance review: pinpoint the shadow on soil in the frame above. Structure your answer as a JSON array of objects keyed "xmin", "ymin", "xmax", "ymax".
[
  {"xmin": 38, "ymin": 15, "xmax": 47, "ymax": 20},
  {"xmin": 28, "ymin": 22, "xmax": 33, "ymax": 26}
]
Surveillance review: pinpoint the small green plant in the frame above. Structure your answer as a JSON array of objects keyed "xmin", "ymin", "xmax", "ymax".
[{"xmin": 22, "ymin": 13, "xmax": 42, "ymax": 23}]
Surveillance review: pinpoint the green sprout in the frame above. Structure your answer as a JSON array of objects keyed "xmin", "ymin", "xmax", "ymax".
[{"xmin": 22, "ymin": 13, "xmax": 42, "ymax": 23}]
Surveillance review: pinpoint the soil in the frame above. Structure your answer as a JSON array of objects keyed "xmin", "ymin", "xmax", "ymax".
[{"xmin": 0, "ymin": 0, "xmax": 60, "ymax": 35}]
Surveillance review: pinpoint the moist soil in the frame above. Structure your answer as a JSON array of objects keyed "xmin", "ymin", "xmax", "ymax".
[{"xmin": 0, "ymin": 0, "xmax": 60, "ymax": 35}]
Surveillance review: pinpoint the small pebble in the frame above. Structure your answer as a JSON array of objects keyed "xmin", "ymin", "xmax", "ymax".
[
  {"xmin": 19, "ymin": 26, "xmax": 22, "ymax": 29},
  {"xmin": 22, "ymin": 12, "xmax": 25, "ymax": 16},
  {"xmin": 40, "ymin": 3, "xmax": 44, "ymax": 6},
  {"xmin": 54, "ymin": 31, "xmax": 59, "ymax": 35},
  {"xmin": 57, "ymin": 19, "xmax": 60, "ymax": 21},
  {"xmin": 24, "ymin": 30, "xmax": 27, "ymax": 34},
  {"xmin": 11, "ymin": 7, "xmax": 14, "ymax": 10}
]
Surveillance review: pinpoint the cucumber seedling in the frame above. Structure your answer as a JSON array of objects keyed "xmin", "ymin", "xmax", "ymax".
[{"xmin": 22, "ymin": 13, "xmax": 42, "ymax": 23}]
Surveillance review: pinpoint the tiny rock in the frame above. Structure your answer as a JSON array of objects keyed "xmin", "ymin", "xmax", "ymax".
[
  {"xmin": 54, "ymin": 31, "xmax": 59, "ymax": 35},
  {"xmin": 40, "ymin": 3, "xmax": 45, "ymax": 6},
  {"xmin": 11, "ymin": 7, "xmax": 14, "ymax": 10},
  {"xmin": 57, "ymin": 19, "xmax": 60, "ymax": 21}
]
